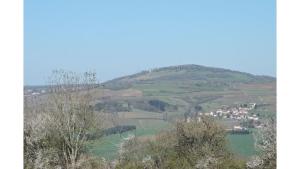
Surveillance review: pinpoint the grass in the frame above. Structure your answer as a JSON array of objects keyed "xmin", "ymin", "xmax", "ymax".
[
  {"xmin": 86, "ymin": 132, "xmax": 125, "ymax": 159},
  {"xmin": 227, "ymin": 133, "xmax": 257, "ymax": 158}
]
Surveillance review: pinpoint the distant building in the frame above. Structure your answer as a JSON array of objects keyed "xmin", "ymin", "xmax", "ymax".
[
  {"xmin": 186, "ymin": 117, "xmax": 191, "ymax": 123},
  {"xmin": 32, "ymin": 92, "xmax": 40, "ymax": 95}
]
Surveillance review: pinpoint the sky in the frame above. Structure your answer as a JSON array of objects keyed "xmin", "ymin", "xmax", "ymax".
[{"xmin": 24, "ymin": 0, "xmax": 276, "ymax": 85}]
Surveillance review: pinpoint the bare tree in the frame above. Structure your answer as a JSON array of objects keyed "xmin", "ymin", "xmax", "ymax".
[
  {"xmin": 45, "ymin": 70, "xmax": 102, "ymax": 169},
  {"xmin": 24, "ymin": 70, "xmax": 103, "ymax": 169}
]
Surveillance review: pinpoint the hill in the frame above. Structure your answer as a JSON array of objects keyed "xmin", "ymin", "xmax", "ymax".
[
  {"xmin": 97, "ymin": 64, "xmax": 276, "ymax": 116},
  {"xmin": 103, "ymin": 64, "xmax": 275, "ymax": 90}
]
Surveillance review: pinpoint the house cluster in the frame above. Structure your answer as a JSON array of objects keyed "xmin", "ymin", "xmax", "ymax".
[
  {"xmin": 185, "ymin": 103, "xmax": 259, "ymax": 123},
  {"xmin": 184, "ymin": 103, "xmax": 262, "ymax": 134},
  {"xmin": 204, "ymin": 103, "xmax": 258, "ymax": 121}
]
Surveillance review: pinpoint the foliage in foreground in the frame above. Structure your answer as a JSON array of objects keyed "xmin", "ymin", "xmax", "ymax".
[
  {"xmin": 247, "ymin": 118, "xmax": 276, "ymax": 169},
  {"xmin": 116, "ymin": 117, "xmax": 246, "ymax": 169}
]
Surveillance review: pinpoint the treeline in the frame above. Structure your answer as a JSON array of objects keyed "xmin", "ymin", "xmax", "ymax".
[
  {"xmin": 94, "ymin": 99, "xmax": 177, "ymax": 113},
  {"xmin": 87, "ymin": 125, "xmax": 136, "ymax": 140},
  {"xmin": 94, "ymin": 101, "xmax": 131, "ymax": 113}
]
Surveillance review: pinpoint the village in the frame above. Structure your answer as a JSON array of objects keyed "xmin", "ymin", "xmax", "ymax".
[{"xmin": 185, "ymin": 102, "xmax": 262, "ymax": 134}]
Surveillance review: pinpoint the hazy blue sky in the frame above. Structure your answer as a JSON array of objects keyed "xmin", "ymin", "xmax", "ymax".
[{"xmin": 25, "ymin": 0, "xmax": 276, "ymax": 85}]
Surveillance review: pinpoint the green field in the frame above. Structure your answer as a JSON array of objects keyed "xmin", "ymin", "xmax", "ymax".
[
  {"xmin": 227, "ymin": 134, "xmax": 257, "ymax": 158},
  {"xmin": 86, "ymin": 119, "xmax": 171, "ymax": 159}
]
